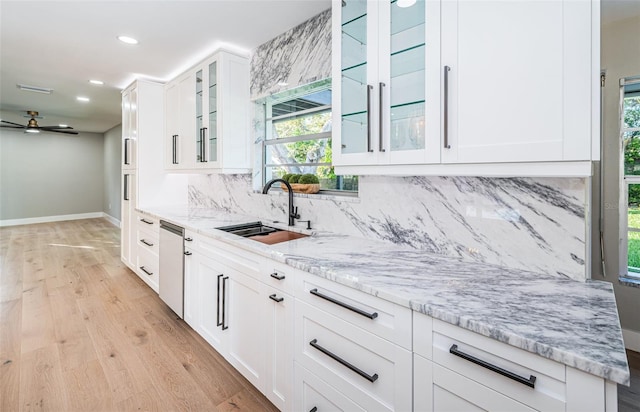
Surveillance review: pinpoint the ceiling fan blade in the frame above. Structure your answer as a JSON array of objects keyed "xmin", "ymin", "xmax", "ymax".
[
  {"xmin": 0, "ymin": 125, "xmax": 26, "ymax": 129},
  {"xmin": 48, "ymin": 129, "xmax": 79, "ymax": 135},
  {"xmin": 41, "ymin": 125, "xmax": 74, "ymax": 130},
  {"xmin": 1, "ymin": 120, "xmax": 26, "ymax": 127}
]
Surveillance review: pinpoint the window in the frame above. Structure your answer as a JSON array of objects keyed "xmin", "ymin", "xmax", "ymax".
[
  {"xmin": 621, "ymin": 76, "xmax": 640, "ymax": 277},
  {"xmin": 263, "ymin": 81, "xmax": 358, "ymax": 193}
]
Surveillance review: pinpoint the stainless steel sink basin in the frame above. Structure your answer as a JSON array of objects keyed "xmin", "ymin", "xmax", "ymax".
[
  {"xmin": 216, "ymin": 221, "xmax": 282, "ymax": 237},
  {"xmin": 216, "ymin": 221, "xmax": 309, "ymax": 245}
]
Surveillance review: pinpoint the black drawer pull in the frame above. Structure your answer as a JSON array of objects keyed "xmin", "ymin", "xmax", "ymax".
[
  {"xmin": 309, "ymin": 339, "xmax": 378, "ymax": 383},
  {"xmin": 140, "ymin": 239, "xmax": 154, "ymax": 247},
  {"xmin": 184, "ymin": 251, "xmax": 192, "ymax": 256},
  {"xmin": 449, "ymin": 344, "xmax": 536, "ymax": 388},
  {"xmin": 139, "ymin": 266, "xmax": 153, "ymax": 276},
  {"xmin": 310, "ymin": 408, "xmax": 317, "ymax": 412},
  {"xmin": 185, "ymin": 237, "xmax": 193, "ymax": 242},
  {"xmin": 270, "ymin": 272, "xmax": 285, "ymax": 280},
  {"xmin": 269, "ymin": 294, "xmax": 284, "ymax": 303},
  {"xmin": 309, "ymin": 288, "xmax": 378, "ymax": 319},
  {"xmin": 140, "ymin": 218, "xmax": 153, "ymax": 225}
]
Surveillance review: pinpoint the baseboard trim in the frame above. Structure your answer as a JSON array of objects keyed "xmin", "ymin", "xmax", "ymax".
[
  {"xmin": 0, "ymin": 212, "xmax": 105, "ymax": 227},
  {"xmin": 102, "ymin": 213, "xmax": 121, "ymax": 228},
  {"xmin": 623, "ymin": 328, "xmax": 640, "ymax": 352}
]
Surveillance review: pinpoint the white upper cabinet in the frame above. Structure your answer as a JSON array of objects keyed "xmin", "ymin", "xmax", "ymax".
[
  {"xmin": 333, "ymin": 0, "xmax": 440, "ymax": 167},
  {"xmin": 333, "ymin": 0, "xmax": 598, "ymax": 177},
  {"xmin": 122, "ymin": 86, "xmax": 138, "ymax": 170},
  {"xmin": 164, "ymin": 50, "xmax": 251, "ymax": 173}
]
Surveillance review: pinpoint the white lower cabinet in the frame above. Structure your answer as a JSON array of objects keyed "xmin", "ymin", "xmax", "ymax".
[
  {"xmin": 264, "ymin": 286, "xmax": 294, "ymax": 411},
  {"xmin": 295, "ymin": 300, "xmax": 412, "ymax": 412},
  {"xmin": 294, "ymin": 363, "xmax": 366, "ymax": 412}
]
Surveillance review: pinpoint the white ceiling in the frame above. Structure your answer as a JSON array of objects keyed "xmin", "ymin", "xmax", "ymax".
[
  {"xmin": 0, "ymin": 0, "xmax": 330, "ymax": 133},
  {"xmin": 1, "ymin": 0, "xmax": 637, "ymax": 135}
]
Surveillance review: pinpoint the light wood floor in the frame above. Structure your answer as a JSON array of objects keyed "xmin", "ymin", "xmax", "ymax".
[
  {"xmin": 620, "ymin": 349, "xmax": 640, "ymax": 412},
  {"xmin": 0, "ymin": 218, "xmax": 279, "ymax": 412}
]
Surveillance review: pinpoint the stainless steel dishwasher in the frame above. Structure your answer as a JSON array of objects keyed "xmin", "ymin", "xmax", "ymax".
[{"xmin": 159, "ymin": 220, "xmax": 184, "ymax": 318}]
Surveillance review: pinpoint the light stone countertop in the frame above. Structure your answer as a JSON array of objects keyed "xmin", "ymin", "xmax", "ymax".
[{"xmin": 140, "ymin": 206, "xmax": 630, "ymax": 386}]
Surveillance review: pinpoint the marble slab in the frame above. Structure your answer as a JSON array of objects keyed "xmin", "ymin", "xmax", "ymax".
[
  {"xmin": 188, "ymin": 173, "xmax": 589, "ymax": 281},
  {"xmin": 139, "ymin": 206, "xmax": 630, "ymax": 386}
]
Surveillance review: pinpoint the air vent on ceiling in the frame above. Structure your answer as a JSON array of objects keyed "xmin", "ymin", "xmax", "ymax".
[{"xmin": 16, "ymin": 84, "xmax": 53, "ymax": 94}]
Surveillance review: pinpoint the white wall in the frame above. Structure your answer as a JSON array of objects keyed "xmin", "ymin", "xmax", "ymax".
[
  {"xmin": 103, "ymin": 124, "xmax": 122, "ymax": 222},
  {"xmin": 0, "ymin": 128, "xmax": 104, "ymax": 222},
  {"xmin": 594, "ymin": 15, "xmax": 640, "ymax": 334}
]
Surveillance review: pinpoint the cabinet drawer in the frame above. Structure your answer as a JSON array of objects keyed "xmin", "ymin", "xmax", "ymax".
[
  {"xmin": 136, "ymin": 228, "xmax": 159, "ymax": 255},
  {"xmin": 198, "ymin": 235, "xmax": 260, "ymax": 277},
  {"xmin": 262, "ymin": 259, "xmax": 294, "ymax": 295},
  {"xmin": 136, "ymin": 213, "xmax": 159, "ymax": 231},
  {"xmin": 136, "ymin": 246, "xmax": 159, "ymax": 292},
  {"xmin": 294, "ymin": 363, "xmax": 366, "ymax": 412},
  {"xmin": 433, "ymin": 319, "xmax": 566, "ymax": 411},
  {"xmin": 433, "ymin": 363, "xmax": 536, "ymax": 412},
  {"xmin": 295, "ymin": 300, "xmax": 412, "ymax": 412},
  {"xmin": 295, "ymin": 272, "xmax": 412, "ymax": 349}
]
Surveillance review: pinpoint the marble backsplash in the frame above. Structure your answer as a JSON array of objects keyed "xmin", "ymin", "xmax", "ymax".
[{"xmin": 188, "ymin": 174, "xmax": 589, "ymax": 281}]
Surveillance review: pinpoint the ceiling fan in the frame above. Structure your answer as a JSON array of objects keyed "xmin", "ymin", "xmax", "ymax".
[{"xmin": 0, "ymin": 111, "xmax": 78, "ymax": 135}]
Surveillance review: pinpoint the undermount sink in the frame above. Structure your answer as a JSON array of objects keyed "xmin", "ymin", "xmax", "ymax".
[{"xmin": 216, "ymin": 221, "xmax": 309, "ymax": 245}]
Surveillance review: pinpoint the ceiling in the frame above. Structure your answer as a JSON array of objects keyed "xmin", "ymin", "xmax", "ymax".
[
  {"xmin": 0, "ymin": 0, "xmax": 330, "ymax": 133},
  {"xmin": 1, "ymin": 0, "xmax": 637, "ymax": 135}
]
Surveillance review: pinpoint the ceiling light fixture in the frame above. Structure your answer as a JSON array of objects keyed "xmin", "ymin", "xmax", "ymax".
[
  {"xmin": 397, "ymin": 0, "xmax": 417, "ymax": 7},
  {"xmin": 89, "ymin": 80, "xmax": 104, "ymax": 85},
  {"xmin": 59, "ymin": 124, "xmax": 68, "ymax": 128},
  {"xmin": 117, "ymin": 35, "xmax": 138, "ymax": 45},
  {"xmin": 17, "ymin": 84, "xmax": 53, "ymax": 94},
  {"xmin": 25, "ymin": 128, "xmax": 40, "ymax": 133},
  {"xmin": 77, "ymin": 96, "xmax": 90, "ymax": 102}
]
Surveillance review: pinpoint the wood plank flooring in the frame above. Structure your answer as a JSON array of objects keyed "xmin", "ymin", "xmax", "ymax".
[{"xmin": 0, "ymin": 218, "xmax": 279, "ymax": 412}]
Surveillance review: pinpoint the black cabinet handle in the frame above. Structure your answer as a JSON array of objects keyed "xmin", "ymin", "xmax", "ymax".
[
  {"xmin": 222, "ymin": 276, "xmax": 229, "ymax": 330},
  {"xmin": 185, "ymin": 237, "xmax": 193, "ymax": 242},
  {"xmin": 202, "ymin": 127, "xmax": 208, "ymax": 162},
  {"xmin": 123, "ymin": 174, "xmax": 130, "ymax": 201},
  {"xmin": 309, "ymin": 339, "xmax": 378, "ymax": 383},
  {"xmin": 140, "ymin": 239, "xmax": 154, "ymax": 247},
  {"xmin": 217, "ymin": 274, "xmax": 223, "ymax": 327},
  {"xmin": 379, "ymin": 82, "xmax": 385, "ymax": 152},
  {"xmin": 124, "ymin": 138, "xmax": 130, "ymax": 165},
  {"xmin": 269, "ymin": 294, "xmax": 284, "ymax": 303},
  {"xmin": 270, "ymin": 272, "xmax": 285, "ymax": 281},
  {"xmin": 139, "ymin": 266, "xmax": 153, "ymax": 276},
  {"xmin": 140, "ymin": 218, "xmax": 153, "ymax": 225},
  {"xmin": 443, "ymin": 65, "xmax": 451, "ymax": 149},
  {"xmin": 184, "ymin": 251, "xmax": 192, "ymax": 256},
  {"xmin": 310, "ymin": 408, "xmax": 317, "ymax": 412},
  {"xmin": 172, "ymin": 135, "xmax": 178, "ymax": 164},
  {"xmin": 449, "ymin": 344, "xmax": 536, "ymax": 388},
  {"xmin": 309, "ymin": 288, "xmax": 378, "ymax": 319},
  {"xmin": 366, "ymin": 84, "xmax": 373, "ymax": 153}
]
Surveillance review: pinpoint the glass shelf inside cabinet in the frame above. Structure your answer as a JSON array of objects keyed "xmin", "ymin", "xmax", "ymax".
[
  {"xmin": 341, "ymin": 111, "xmax": 368, "ymax": 154},
  {"xmin": 390, "ymin": 101, "xmax": 425, "ymax": 151},
  {"xmin": 391, "ymin": 0, "xmax": 425, "ymax": 35},
  {"xmin": 342, "ymin": 0, "xmax": 367, "ymax": 24},
  {"xmin": 342, "ymin": 62, "xmax": 366, "ymax": 85}
]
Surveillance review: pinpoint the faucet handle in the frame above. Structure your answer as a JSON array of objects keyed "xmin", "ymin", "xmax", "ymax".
[{"xmin": 292, "ymin": 206, "xmax": 300, "ymax": 219}]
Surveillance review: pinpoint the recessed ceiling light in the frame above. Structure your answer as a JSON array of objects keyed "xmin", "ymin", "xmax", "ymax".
[
  {"xmin": 77, "ymin": 96, "xmax": 90, "ymax": 102},
  {"xmin": 89, "ymin": 80, "xmax": 104, "ymax": 85},
  {"xmin": 59, "ymin": 124, "xmax": 68, "ymax": 128},
  {"xmin": 25, "ymin": 128, "xmax": 40, "ymax": 134},
  {"xmin": 117, "ymin": 36, "xmax": 138, "ymax": 45}
]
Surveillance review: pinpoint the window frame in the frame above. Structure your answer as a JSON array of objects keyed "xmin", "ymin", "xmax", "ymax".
[{"xmin": 619, "ymin": 76, "xmax": 640, "ymax": 279}]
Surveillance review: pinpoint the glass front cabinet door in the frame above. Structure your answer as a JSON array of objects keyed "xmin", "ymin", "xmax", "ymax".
[
  {"xmin": 332, "ymin": 0, "xmax": 440, "ymax": 169},
  {"xmin": 195, "ymin": 59, "xmax": 219, "ymax": 168}
]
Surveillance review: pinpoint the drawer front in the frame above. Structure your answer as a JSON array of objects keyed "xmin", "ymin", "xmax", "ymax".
[
  {"xmin": 296, "ymin": 272, "xmax": 412, "ymax": 349},
  {"xmin": 136, "ymin": 213, "xmax": 159, "ymax": 232},
  {"xmin": 198, "ymin": 235, "xmax": 260, "ymax": 277},
  {"xmin": 136, "ymin": 227, "xmax": 159, "ymax": 255},
  {"xmin": 433, "ymin": 319, "xmax": 566, "ymax": 411},
  {"xmin": 262, "ymin": 259, "xmax": 294, "ymax": 295},
  {"xmin": 294, "ymin": 363, "xmax": 366, "ymax": 412},
  {"xmin": 136, "ymin": 246, "xmax": 159, "ymax": 292},
  {"xmin": 295, "ymin": 300, "xmax": 412, "ymax": 412},
  {"xmin": 433, "ymin": 363, "xmax": 536, "ymax": 412}
]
